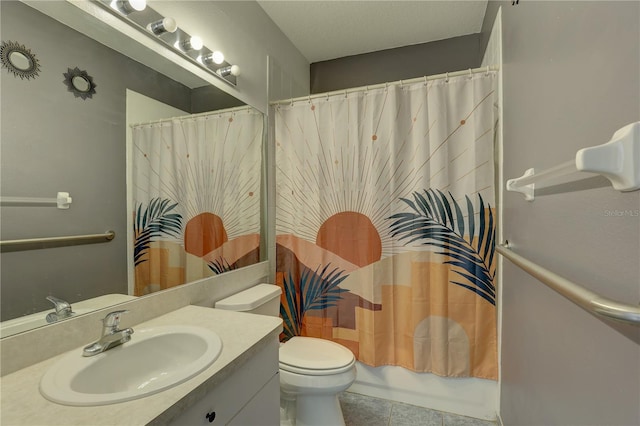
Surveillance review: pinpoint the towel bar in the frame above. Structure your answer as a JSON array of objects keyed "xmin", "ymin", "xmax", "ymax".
[
  {"xmin": 506, "ymin": 121, "xmax": 640, "ymax": 200},
  {"xmin": 497, "ymin": 244, "xmax": 640, "ymax": 326},
  {"xmin": 0, "ymin": 231, "xmax": 115, "ymax": 252},
  {"xmin": 0, "ymin": 192, "xmax": 73, "ymax": 209}
]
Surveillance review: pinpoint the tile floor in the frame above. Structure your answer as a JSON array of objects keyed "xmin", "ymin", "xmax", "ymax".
[{"xmin": 339, "ymin": 392, "xmax": 498, "ymax": 426}]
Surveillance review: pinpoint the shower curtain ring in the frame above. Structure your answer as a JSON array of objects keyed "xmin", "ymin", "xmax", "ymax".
[
  {"xmin": 424, "ymin": 76, "xmax": 428, "ymax": 86},
  {"xmin": 445, "ymin": 72, "xmax": 449, "ymax": 83},
  {"xmin": 468, "ymin": 68, "xmax": 473, "ymax": 79},
  {"xmin": 486, "ymin": 65, "xmax": 490, "ymax": 76}
]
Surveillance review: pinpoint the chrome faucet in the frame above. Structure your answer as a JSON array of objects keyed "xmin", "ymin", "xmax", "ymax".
[
  {"xmin": 82, "ymin": 310, "xmax": 134, "ymax": 357},
  {"xmin": 45, "ymin": 296, "xmax": 74, "ymax": 323}
]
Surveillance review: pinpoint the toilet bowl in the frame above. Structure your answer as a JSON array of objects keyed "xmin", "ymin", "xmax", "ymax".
[
  {"xmin": 279, "ymin": 336, "xmax": 356, "ymax": 426},
  {"xmin": 215, "ymin": 284, "xmax": 357, "ymax": 426}
]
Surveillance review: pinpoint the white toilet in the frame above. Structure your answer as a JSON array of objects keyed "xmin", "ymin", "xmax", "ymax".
[{"xmin": 215, "ymin": 284, "xmax": 357, "ymax": 426}]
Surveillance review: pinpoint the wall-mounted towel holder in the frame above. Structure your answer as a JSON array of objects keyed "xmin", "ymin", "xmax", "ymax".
[
  {"xmin": 506, "ymin": 121, "xmax": 640, "ymax": 200},
  {"xmin": 0, "ymin": 192, "xmax": 73, "ymax": 209}
]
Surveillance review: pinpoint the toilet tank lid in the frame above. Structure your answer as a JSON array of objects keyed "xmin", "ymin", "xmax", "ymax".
[{"xmin": 215, "ymin": 284, "xmax": 281, "ymax": 311}]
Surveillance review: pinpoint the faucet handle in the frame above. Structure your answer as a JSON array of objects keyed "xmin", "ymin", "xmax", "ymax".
[
  {"xmin": 102, "ymin": 310, "xmax": 129, "ymax": 328},
  {"xmin": 46, "ymin": 296, "xmax": 71, "ymax": 314}
]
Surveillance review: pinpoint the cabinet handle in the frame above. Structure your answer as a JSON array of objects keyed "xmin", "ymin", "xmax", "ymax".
[{"xmin": 205, "ymin": 412, "xmax": 216, "ymax": 423}]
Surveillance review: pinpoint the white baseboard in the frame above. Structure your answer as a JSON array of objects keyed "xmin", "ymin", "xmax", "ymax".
[{"xmin": 347, "ymin": 362, "xmax": 498, "ymax": 421}]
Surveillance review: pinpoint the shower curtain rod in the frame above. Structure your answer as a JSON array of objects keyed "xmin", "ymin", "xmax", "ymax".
[
  {"xmin": 130, "ymin": 104, "xmax": 258, "ymax": 128},
  {"xmin": 270, "ymin": 65, "xmax": 500, "ymax": 106}
]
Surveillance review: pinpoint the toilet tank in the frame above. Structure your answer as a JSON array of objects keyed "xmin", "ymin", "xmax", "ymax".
[{"xmin": 215, "ymin": 284, "xmax": 282, "ymax": 316}]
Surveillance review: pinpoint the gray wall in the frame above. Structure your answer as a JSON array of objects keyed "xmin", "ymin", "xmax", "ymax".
[
  {"xmin": 310, "ymin": 34, "xmax": 481, "ymax": 93},
  {"xmin": 482, "ymin": 2, "xmax": 640, "ymax": 424},
  {"xmin": 191, "ymin": 85, "xmax": 244, "ymax": 114},
  {"xmin": 0, "ymin": 1, "xmax": 194, "ymax": 320}
]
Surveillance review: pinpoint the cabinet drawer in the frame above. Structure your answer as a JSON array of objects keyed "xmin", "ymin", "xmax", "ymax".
[{"xmin": 168, "ymin": 338, "xmax": 279, "ymax": 426}]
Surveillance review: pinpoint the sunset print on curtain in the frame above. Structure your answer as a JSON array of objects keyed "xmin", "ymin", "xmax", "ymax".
[
  {"xmin": 275, "ymin": 73, "xmax": 498, "ymax": 379},
  {"xmin": 132, "ymin": 106, "xmax": 263, "ymax": 295}
]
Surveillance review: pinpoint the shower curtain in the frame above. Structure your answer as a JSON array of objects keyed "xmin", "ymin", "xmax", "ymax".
[
  {"xmin": 131, "ymin": 106, "xmax": 263, "ymax": 296},
  {"xmin": 275, "ymin": 72, "xmax": 498, "ymax": 379}
]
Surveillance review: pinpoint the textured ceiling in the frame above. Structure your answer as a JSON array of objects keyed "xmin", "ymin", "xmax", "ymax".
[{"xmin": 257, "ymin": 1, "xmax": 488, "ymax": 63}]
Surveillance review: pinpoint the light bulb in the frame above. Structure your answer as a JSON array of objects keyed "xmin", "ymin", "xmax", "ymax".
[
  {"xmin": 189, "ymin": 36, "xmax": 203, "ymax": 51},
  {"xmin": 217, "ymin": 65, "xmax": 241, "ymax": 77},
  {"xmin": 111, "ymin": 0, "xmax": 146, "ymax": 14},
  {"xmin": 211, "ymin": 51, "xmax": 225, "ymax": 65},
  {"xmin": 148, "ymin": 17, "xmax": 177, "ymax": 35},
  {"xmin": 201, "ymin": 51, "xmax": 225, "ymax": 65},
  {"xmin": 179, "ymin": 36, "xmax": 203, "ymax": 52},
  {"xmin": 128, "ymin": 0, "xmax": 146, "ymax": 11}
]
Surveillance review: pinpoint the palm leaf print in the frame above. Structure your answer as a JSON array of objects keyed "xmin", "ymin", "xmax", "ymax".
[
  {"xmin": 280, "ymin": 264, "xmax": 350, "ymax": 340},
  {"xmin": 207, "ymin": 257, "xmax": 237, "ymax": 275},
  {"xmin": 134, "ymin": 198, "xmax": 182, "ymax": 266},
  {"xmin": 388, "ymin": 189, "xmax": 496, "ymax": 305}
]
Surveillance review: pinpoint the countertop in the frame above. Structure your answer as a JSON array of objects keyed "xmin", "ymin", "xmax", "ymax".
[{"xmin": 0, "ymin": 305, "xmax": 282, "ymax": 425}]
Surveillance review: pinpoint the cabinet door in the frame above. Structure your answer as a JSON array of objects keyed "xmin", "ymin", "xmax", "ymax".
[
  {"xmin": 167, "ymin": 339, "xmax": 279, "ymax": 426},
  {"xmin": 228, "ymin": 374, "xmax": 280, "ymax": 426}
]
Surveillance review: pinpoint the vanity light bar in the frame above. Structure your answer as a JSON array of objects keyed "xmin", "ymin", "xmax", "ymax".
[{"xmin": 95, "ymin": 0, "xmax": 237, "ymax": 86}]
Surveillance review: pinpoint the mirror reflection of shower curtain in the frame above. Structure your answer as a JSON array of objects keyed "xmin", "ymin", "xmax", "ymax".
[
  {"xmin": 131, "ymin": 107, "xmax": 263, "ymax": 296},
  {"xmin": 275, "ymin": 73, "xmax": 498, "ymax": 379}
]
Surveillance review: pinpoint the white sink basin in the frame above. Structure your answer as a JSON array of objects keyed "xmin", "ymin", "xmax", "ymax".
[{"xmin": 40, "ymin": 325, "xmax": 222, "ymax": 406}]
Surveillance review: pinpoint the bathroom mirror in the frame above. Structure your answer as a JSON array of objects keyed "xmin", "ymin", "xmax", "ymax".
[
  {"xmin": 9, "ymin": 51, "xmax": 31, "ymax": 70},
  {"xmin": 0, "ymin": 1, "xmax": 265, "ymax": 335},
  {"xmin": 71, "ymin": 75, "xmax": 90, "ymax": 91}
]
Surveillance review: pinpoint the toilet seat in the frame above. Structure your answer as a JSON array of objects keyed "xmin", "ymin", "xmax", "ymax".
[
  {"xmin": 279, "ymin": 336, "xmax": 355, "ymax": 376},
  {"xmin": 279, "ymin": 358, "xmax": 356, "ymax": 376}
]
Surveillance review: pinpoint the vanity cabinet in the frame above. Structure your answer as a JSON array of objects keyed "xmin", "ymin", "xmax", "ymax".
[
  {"xmin": 167, "ymin": 338, "xmax": 280, "ymax": 426},
  {"xmin": 0, "ymin": 306, "xmax": 283, "ymax": 426},
  {"xmin": 227, "ymin": 374, "xmax": 279, "ymax": 425}
]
